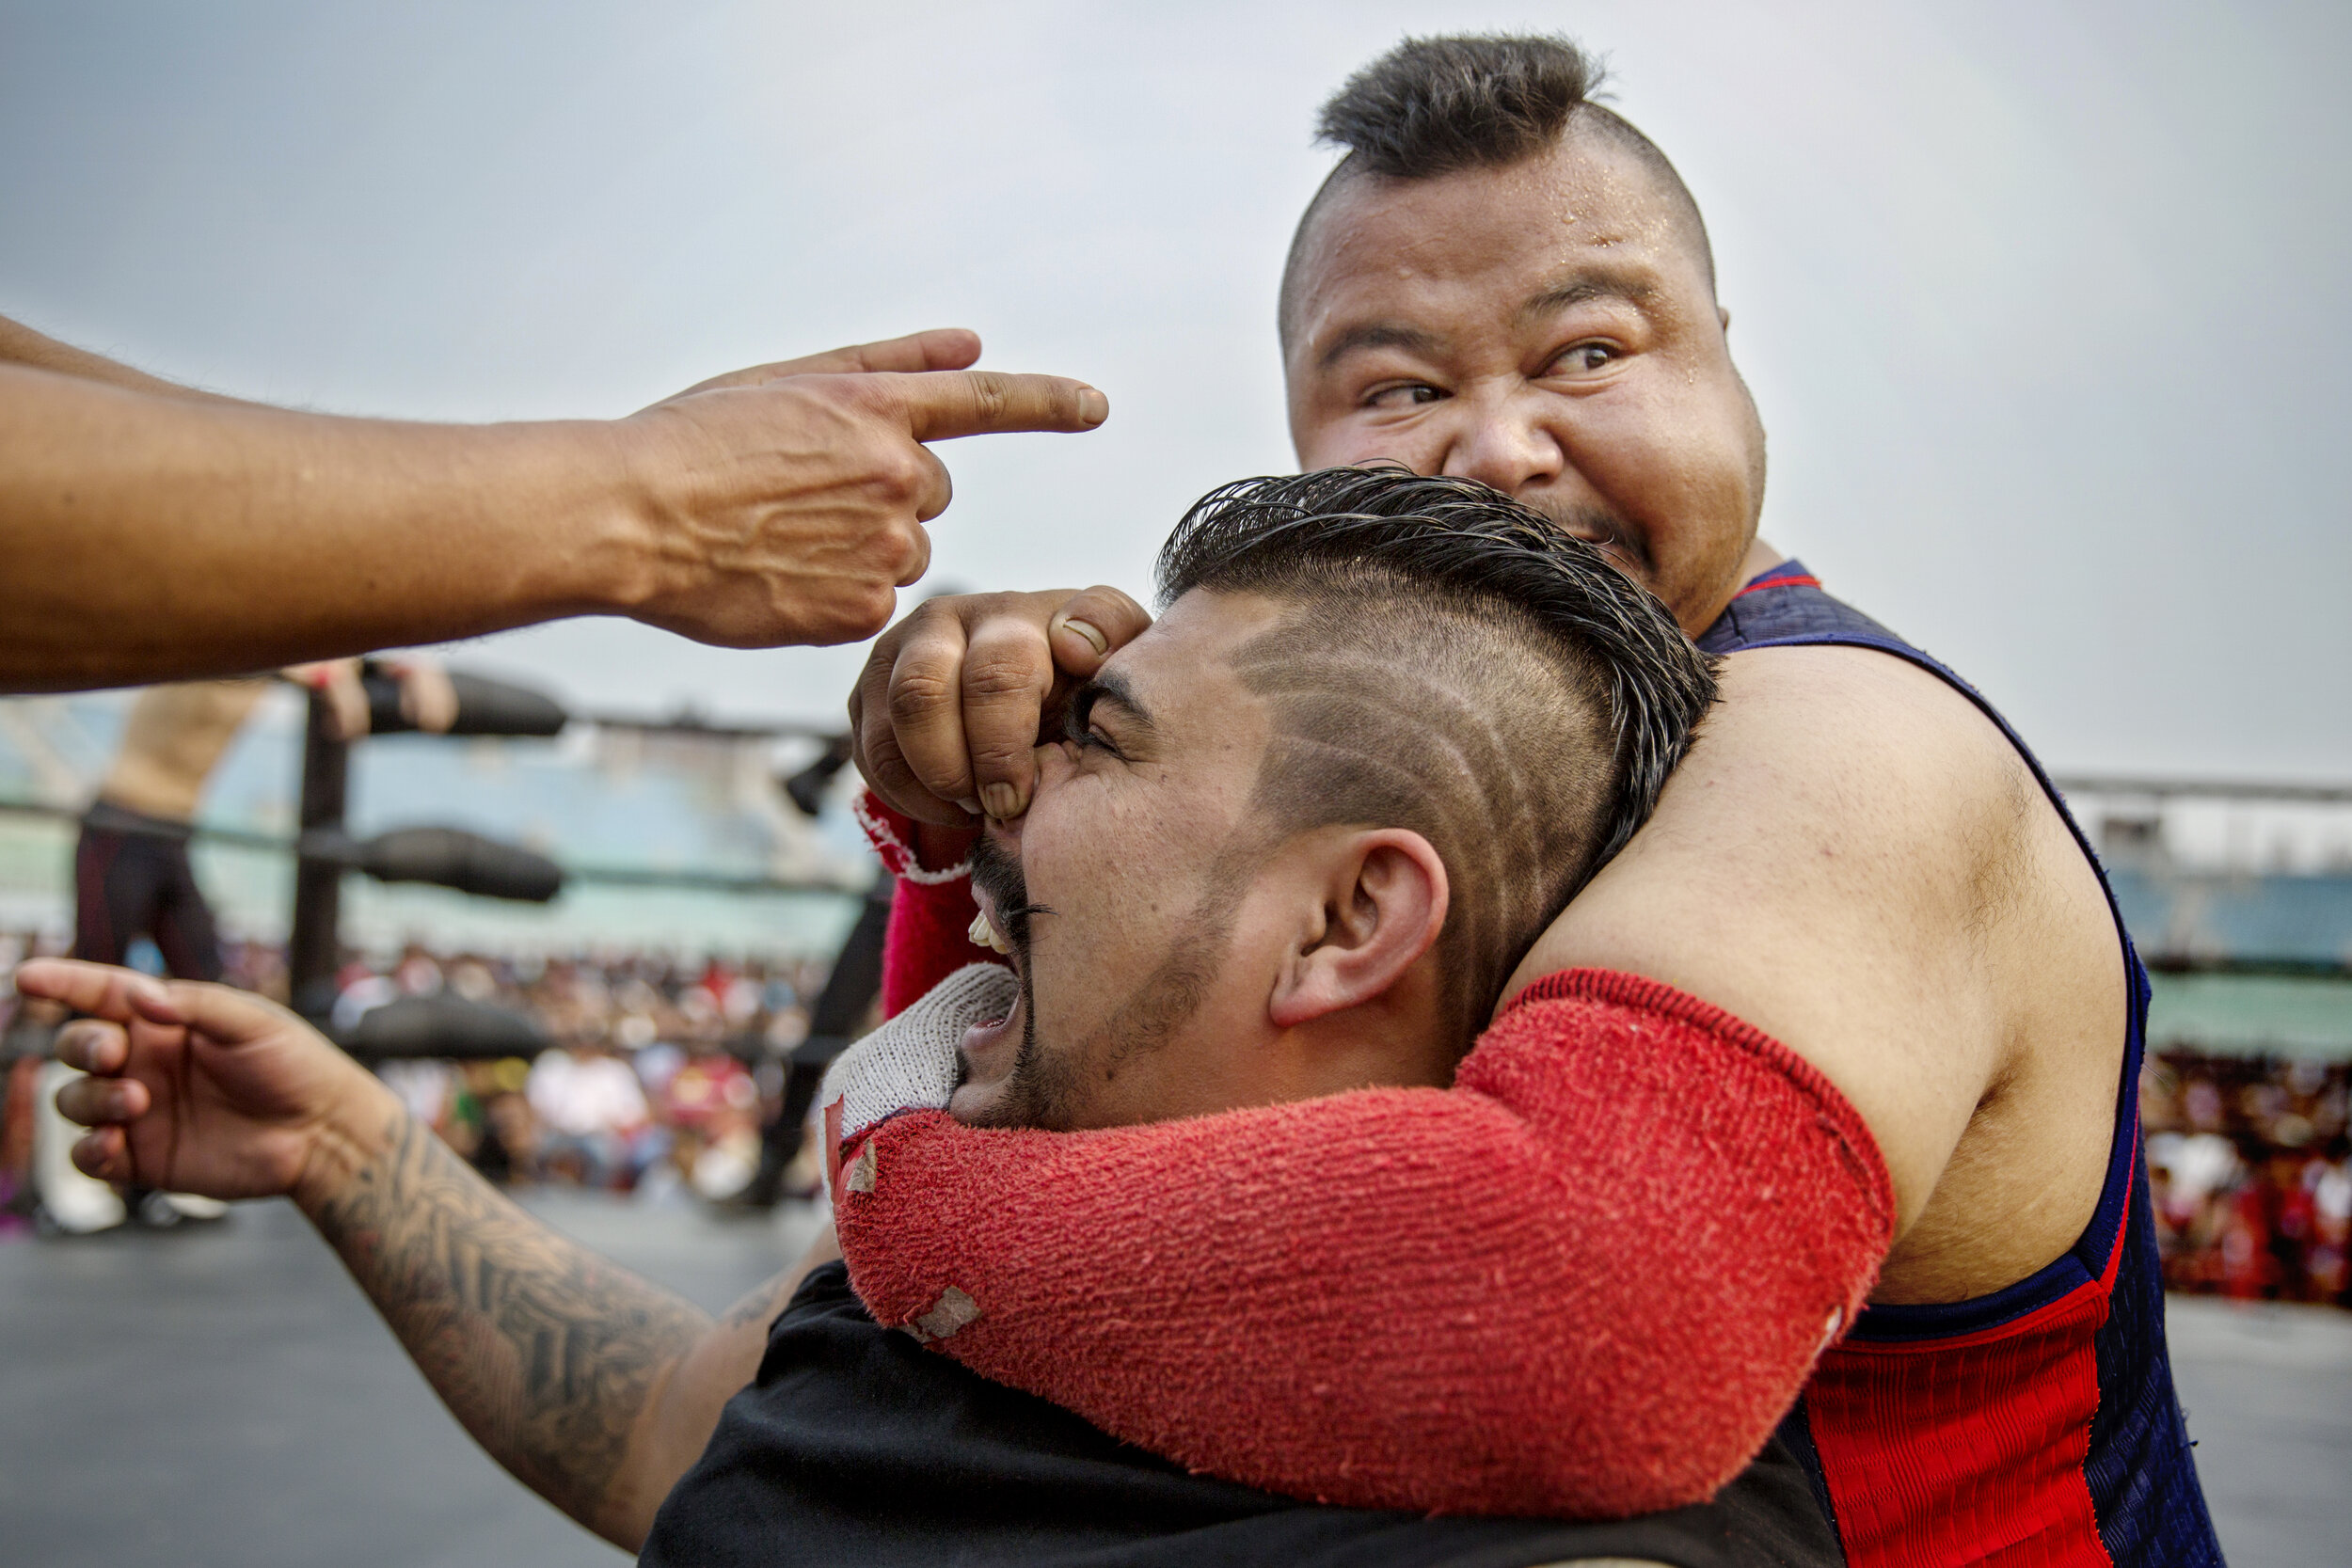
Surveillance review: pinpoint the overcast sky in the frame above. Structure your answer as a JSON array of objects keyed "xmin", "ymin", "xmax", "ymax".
[{"xmin": 4, "ymin": 1, "xmax": 2346, "ymax": 777}]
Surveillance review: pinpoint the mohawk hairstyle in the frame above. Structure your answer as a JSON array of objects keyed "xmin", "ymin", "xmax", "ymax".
[
  {"xmin": 1314, "ymin": 32, "xmax": 1606, "ymax": 181},
  {"xmin": 1279, "ymin": 33, "xmax": 1716, "ymax": 348},
  {"xmin": 1158, "ymin": 467, "xmax": 1717, "ymax": 1039}
]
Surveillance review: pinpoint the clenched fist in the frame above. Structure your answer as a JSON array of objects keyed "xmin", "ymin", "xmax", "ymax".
[{"xmin": 850, "ymin": 584, "xmax": 1152, "ymax": 825}]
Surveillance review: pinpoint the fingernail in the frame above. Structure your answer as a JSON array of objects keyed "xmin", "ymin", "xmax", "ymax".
[
  {"xmin": 980, "ymin": 783, "xmax": 1023, "ymax": 820},
  {"xmin": 1057, "ymin": 617, "xmax": 1109, "ymax": 657},
  {"xmin": 1077, "ymin": 388, "xmax": 1108, "ymax": 426},
  {"xmin": 957, "ymin": 797, "xmax": 983, "ymax": 817}
]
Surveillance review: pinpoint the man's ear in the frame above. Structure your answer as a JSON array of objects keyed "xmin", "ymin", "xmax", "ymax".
[{"xmin": 1267, "ymin": 829, "xmax": 1449, "ymax": 1029}]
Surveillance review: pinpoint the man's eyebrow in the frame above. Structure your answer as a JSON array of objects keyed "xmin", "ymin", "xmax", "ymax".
[
  {"xmin": 1076, "ymin": 669, "xmax": 1156, "ymax": 732},
  {"xmin": 1516, "ymin": 270, "xmax": 1655, "ymax": 325},
  {"xmin": 1315, "ymin": 321, "xmax": 1445, "ymax": 372}
]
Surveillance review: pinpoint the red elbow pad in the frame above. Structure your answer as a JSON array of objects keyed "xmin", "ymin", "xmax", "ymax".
[{"xmin": 834, "ymin": 969, "xmax": 1894, "ymax": 1517}]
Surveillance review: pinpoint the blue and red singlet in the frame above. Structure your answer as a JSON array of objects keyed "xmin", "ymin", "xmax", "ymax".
[{"xmin": 1711, "ymin": 562, "xmax": 2225, "ymax": 1568}]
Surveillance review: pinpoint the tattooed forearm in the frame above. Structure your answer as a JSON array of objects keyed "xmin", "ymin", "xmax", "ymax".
[{"xmin": 306, "ymin": 1106, "xmax": 710, "ymax": 1542}]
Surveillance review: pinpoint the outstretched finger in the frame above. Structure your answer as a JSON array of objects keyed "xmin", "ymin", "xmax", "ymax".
[
  {"xmin": 662, "ymin": 329, "xmax": 985, "ymax": 399},
  {"xmin": 894, "ymin": 371, "xmax": 1109, "ymax": 443},
  {"xmin": 812, "ymin": 328, "xmax": 984, "ymax": 376},
  {"xmin": 14, "ymin": 958, "xmax": 169, "ymax": 1024},
  {"xmin": 754, "ymin": 328, "xmax": 985, "ymax": 382}
]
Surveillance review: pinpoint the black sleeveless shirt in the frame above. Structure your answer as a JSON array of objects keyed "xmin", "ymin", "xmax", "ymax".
[{"xmin": 639, "ymin": 1260, "xmax": 1840, "ymax": 1568}]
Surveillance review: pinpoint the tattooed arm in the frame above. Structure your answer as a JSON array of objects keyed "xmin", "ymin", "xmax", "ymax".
[
  {"xmin": 21, "ymin": 957, "xmax": 831, "ymax": 1550},
  {"xmin": 297, "ymin": 1103, "xmax": 836, "ymax": 1545}
]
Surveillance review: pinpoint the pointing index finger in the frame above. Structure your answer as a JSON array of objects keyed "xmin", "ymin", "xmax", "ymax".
[
  {"xmin": 891, "ymin": 371, "xmax": 1109, "ymax": 443},
  {"xmin": 14, "ymin": 958, "xmax": 167, "ymax": 1023}
]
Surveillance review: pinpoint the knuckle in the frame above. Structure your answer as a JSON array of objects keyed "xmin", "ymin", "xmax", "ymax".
[
  {"xmin": 963, "ymin": 372, "xmax": 1010, "ymax": 424},
  {"xmin": 965, "ymin": 735, "xmax": 1033, "ymax": 771},
  {"xmin": 918, "ymin": 464, "xmax": 952, "ymax": 521},
  {"xmin": 892, "ymin": 614, "xmax": 965, "ymax": 669},
  {"xmin": 884, "ymin": 521, "xmax": 926, "ymax": 570},
  {"xmin": 851, "ymin": 535, "xmax": 918, "ymax": 598},
  {"xmin": 867, "ymin": 448, "xmax": 927, "ymax": 503},
  {"xmin": 907, "ymin": 595, "xmax": 960, "ymax": 630},
  {"xmin": 851, "ymin": 586, "xmax": 898, "ymax": 635},
  {"xmin": 962, "ymin": 655, "xmax": 1047, "ymax": 703},
  {"xmin": 885, "ymin": 666, "xmax": 958, "ymax": 723},
  {"xmin": 821, "ymin": 591, "xmax": 893, "ymax": 645},
  {"xmin": 857, "ymin": 733, "xmax": 909, "ymax": 787},
  {"xmin": 831, "ymin": 372, "xmax": 893, "ymax": 413}
]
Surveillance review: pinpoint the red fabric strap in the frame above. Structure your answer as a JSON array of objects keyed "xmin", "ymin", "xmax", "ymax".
[
  {"xmin": 854, "ymin": 791, "xmax": 1000, "ymax": 1018},
  {"xmin": 1735, "ymin": 571, "xmax": 1822, "ymax": 598},
  {"xmin": 834, "ymin": 966, "xmax": 1895, "ymax": 1518}
]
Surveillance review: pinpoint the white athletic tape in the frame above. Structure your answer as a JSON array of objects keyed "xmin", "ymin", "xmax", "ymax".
[{"xmin": 819, "ymin": 962, "xmax": 1019, "ymax": 1196}]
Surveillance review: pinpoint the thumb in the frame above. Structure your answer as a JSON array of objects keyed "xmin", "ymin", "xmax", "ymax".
[{"xmin": 1047, "ymin": 585, "xmax": 1152, "ymax": 677}]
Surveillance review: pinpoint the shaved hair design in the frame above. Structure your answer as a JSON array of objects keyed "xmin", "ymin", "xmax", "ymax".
[
  {"xmin": 1158, "ymin": 467, "xmax": 1717, "ymax": 1045},
  {"xmin": 1279, "ymin": 33, "xmax": 1718, "ymax": 350}
]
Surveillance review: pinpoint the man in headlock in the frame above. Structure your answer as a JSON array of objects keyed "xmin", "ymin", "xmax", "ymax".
[
  {"xmin": 31, "ymin": 470, "xmax": 1841, "ymax": 1567},
  {"xmin": 40, "ymin": 30, "xmax": 2224, "ymax": 1568},
  {"xmin": 841, "ymin": 33, "xmax": 2222, "ymax": 1568}
]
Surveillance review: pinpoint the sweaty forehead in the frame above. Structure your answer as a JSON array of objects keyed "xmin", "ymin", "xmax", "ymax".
[{"xmin": 1286, "ymin": 132, "xmax": 1707, "ymax": 356}]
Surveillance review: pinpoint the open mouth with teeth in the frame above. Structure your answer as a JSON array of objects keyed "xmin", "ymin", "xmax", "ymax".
[
  {"xmin": 951, "ymin": 894, "xmax": 1029, "ymax": 1103},
  {"xmin": 968, "ymin": 910, "xmax": 1013, "ymax": 956}
]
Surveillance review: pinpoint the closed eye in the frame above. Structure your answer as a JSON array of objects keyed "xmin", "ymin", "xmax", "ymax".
[{"xmin": 1063, "ymin": 689, "xmax": 1126, "ymax": 757}]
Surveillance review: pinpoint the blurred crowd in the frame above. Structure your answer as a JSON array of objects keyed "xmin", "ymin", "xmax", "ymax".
[
  {"xmin": 0, "ymin": 927, "xmax": 846, "ymax": 1221},
  {"xmin": 6, "ymin": 922, "xmax": 2352, "ymax": 1307},
  {"xmin": 326, "ymin": 938, "xmax": 840, "ymax": 1204},
  {"xmin": 2143, "ymin": 1051, "xmax": 2351, "ymax": 1305}
]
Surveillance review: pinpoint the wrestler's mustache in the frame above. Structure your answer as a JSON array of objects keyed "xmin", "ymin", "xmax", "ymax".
[
  {"xmin": 1528, "ymin": 499, "xmax": 1649, "ymax": 574},
  {"xmin": 968, "ymin": 833, "xmax": 1053, "ymax": 963}
]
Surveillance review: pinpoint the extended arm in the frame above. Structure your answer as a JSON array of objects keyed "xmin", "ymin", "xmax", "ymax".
[
  {"xmin": 0, "ymin": 317, "xmax": 1105, "ymax": 690},
  {"xmin": 23, "ymin": 959, "xmax": 829, "ymax": 1549},
  {"xmin": 296, "ymin": 1095, "xmax": 829, "ymax": 1546},
  {"xmin": 0, "ymin": 314, "xmax": 244, "ymax": 402}
]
